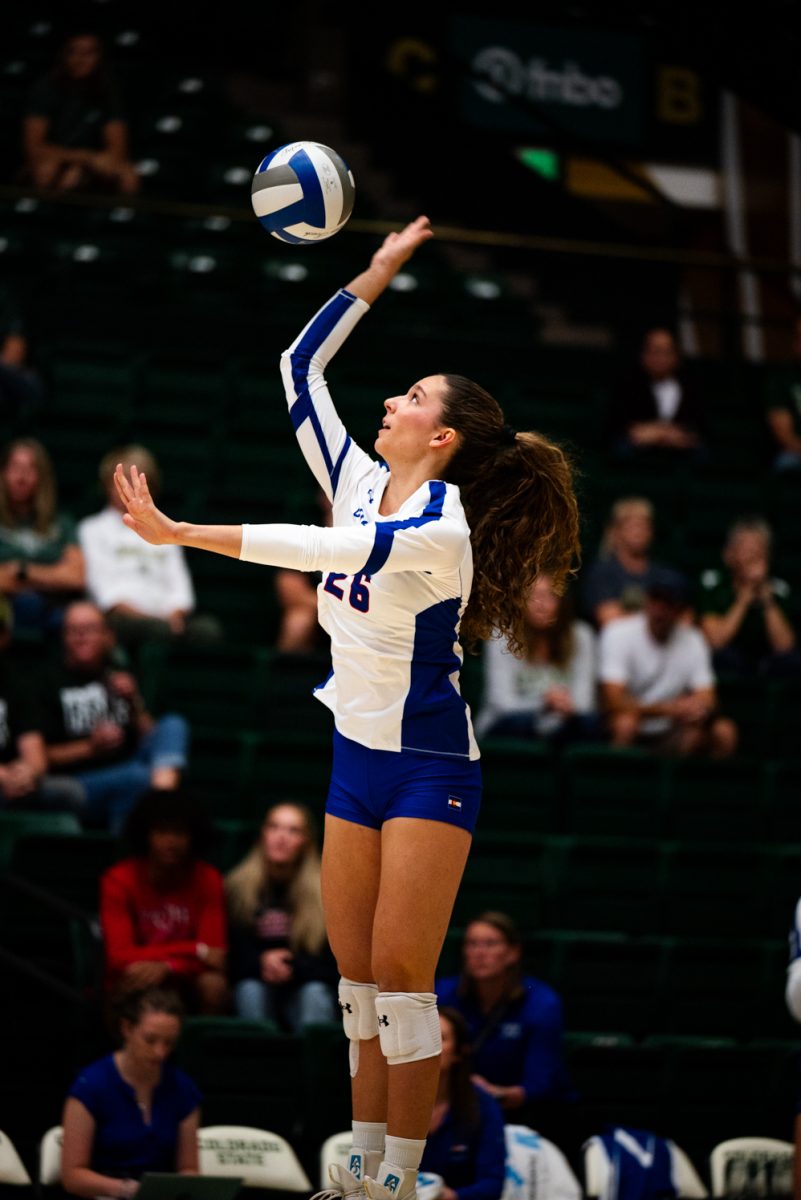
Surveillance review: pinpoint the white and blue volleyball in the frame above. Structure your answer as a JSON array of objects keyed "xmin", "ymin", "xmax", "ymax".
[{"xmin": 251, "ymin": 141, "xmax": 355, "ymax": 244}]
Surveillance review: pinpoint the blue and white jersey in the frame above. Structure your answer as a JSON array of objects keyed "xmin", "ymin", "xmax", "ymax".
[{"xmin": 240, "ymin": 288, "xmax": 479, "ymax": 760}]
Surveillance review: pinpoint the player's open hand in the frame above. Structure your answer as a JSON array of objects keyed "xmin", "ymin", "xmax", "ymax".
[
  {"xmin": 372, "ymin": 215, "xmax": 434, "ymax": 273},
  {"xmin": 114, "ymin": 463, "xmax": 179, "ymax": 546}
]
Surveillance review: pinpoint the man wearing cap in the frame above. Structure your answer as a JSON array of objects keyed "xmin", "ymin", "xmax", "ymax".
[{"xmin": 598, "ymin": 574, "xmax": 738, "ymax": 756}]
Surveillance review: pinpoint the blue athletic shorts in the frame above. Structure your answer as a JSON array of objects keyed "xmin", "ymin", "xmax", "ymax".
[{"xmin": 326, "ymin": 730, "xmax": 482, "ymax": 833}]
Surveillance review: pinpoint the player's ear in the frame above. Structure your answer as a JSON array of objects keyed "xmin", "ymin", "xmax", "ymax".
[{"xmin": 431, "ymin": 427, "xmax": 457, "ymax": 448}]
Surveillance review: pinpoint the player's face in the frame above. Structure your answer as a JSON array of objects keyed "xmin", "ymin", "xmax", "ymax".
[
  {"xmin": 3, "ymin": 447, "xmax": 39, "ymax": 507},
  {"xmin": 376, "ymin": 375, "xmax": 454, "ymax": 465},
  {"xmin": 463, "ymin": 921, "xmax": 521, "ymax": 982},
  {"xmin": 439, "ymin": 1014, "xmax": 459, "ymax": 1072},
  {"xmin": 262, "ymin": 805, "xmax": 308, "ymax": 867},
  {"xmin": 122, "ymin": 1011, "xmax": 181, "ymax": 1072}
]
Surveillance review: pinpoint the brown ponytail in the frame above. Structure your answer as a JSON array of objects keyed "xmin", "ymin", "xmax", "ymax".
[{"xmin": 441, "ymin": 375, "xmax": 581, "ymax": 656}]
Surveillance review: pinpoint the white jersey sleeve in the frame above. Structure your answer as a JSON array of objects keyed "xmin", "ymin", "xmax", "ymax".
[
  {"xmin": 280, "ymin": 288, "xmax": 375, "ymax": 502},
  {"xmin": 240, "ymin": 482, "xmax": 465, "ymax": 577}
]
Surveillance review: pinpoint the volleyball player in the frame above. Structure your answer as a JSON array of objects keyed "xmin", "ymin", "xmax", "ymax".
[{"xmin": 115, "ymin": 215, "xmax": 580, "ymax": 1200}]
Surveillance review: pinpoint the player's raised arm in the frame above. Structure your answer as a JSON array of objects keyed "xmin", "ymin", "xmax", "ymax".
[{"xmin": 279, "ymin": 217, "xmax": 434, "ymax": 504}]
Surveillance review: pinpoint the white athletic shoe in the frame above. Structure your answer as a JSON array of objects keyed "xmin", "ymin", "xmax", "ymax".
[
  {"xmin": 312, "ymin": 1160, "xmax": 375, "ymax": 1200},
  {"xmin": 364, "ymin": 1173, "xmax": 418, "ymax": 1200}
]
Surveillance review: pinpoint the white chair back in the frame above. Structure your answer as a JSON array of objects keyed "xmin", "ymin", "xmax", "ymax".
[
  {"xmin": 319, "ymin": 1132, "xmax": 353, "ymax": 1187},
  {"xmin": 502, "ymin": 1125, "xmax": 582, "ymax": 1200},
  {"xmin": 0, "ymin": 1129, "xmax": 31, "ymax": 1186},
  {"xmin": 38, "ymin": 1126, "xmax": 63, "ymax": 1188},
  {"xmin": 198, "ymin": 1125, "xmax": 311, "ymax": 1191},
  {"xmin": 710, "ymin": 1138, "xmax": 794, "ymax": 1198}
]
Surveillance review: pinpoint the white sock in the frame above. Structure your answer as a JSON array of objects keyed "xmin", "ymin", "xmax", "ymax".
[
  {"xmin": 377, "ymin": 1135, "xmax": 426, "ymax": 1194},
  {"xmin": 350, "ymin": 1122, "xmax": 386, "ymax": 1179}
]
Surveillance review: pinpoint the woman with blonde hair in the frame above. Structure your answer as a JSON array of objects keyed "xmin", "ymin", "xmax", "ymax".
[
  {"xmin": 475, "ymin": 574, "xmax": 598, "ymax": 746},
  {"xmin": 582, "ymin": 496, "xmax": 676, "ymax": 628},
  {"xmin": 0, "ymin": 437, "xmax": 85, "ymax": 636},
  {"xmin": 226, "ymin": 801, "xmax": 337, "ymax": 1029}
]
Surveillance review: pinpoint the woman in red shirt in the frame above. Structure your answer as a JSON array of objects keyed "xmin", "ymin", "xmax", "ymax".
[{"xmin": 100, "ymin": 789, "xmax": 228, "ymax": 1013}]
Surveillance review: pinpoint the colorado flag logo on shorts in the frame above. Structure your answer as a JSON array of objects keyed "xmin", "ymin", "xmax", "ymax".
[{"xmin": 448, "ymin": 795, "xmax": 463, "ymax": 810}]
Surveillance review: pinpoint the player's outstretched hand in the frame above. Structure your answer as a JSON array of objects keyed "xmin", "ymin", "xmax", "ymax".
[
  {"xmin": 114, "ymin": 463, "xmax": 179, "ymax": 546},
  {"xmin": 372, "ymin": 215, "xmax": 434, "ymax": 274}
]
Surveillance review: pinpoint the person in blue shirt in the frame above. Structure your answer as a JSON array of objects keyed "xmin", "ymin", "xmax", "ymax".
[
  {"xmin": 422, "ymin": 1007, "xmax": 506, "ymax": 1200},
  {"xmin": 436, "ymin": 912, "xmax": 574, "ymax": 1127},
  {"xmin": 61, "ymin": 987, "xmax": 200, "ymax": 1199}
]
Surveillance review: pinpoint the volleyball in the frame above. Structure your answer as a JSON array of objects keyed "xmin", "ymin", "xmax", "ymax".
[{"xmin": 251, "ymin": 141, "xmax": 355, "ymax": 244}]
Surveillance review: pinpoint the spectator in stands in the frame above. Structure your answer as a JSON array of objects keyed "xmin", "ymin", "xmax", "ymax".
[
  {"xmin": 420, "ymin": 1007, "xmax": 506, "ymax": 1200},
  {"xmin": 599, "ymin": 576, "xmax": 738, "ymax": 756},
  {"xmin": 0, "ymin": 285, "xmax": 44, "ymax": 430},
  {"xmin": 436, "ymin": 912, "xmax": 574, "ymax": 1127},
  {"xmin": 475, "ymin": 575, "xmax": 599, "ymax": 746},
  {"xmin": 79, "ymin": 446, "xmax": 221, "ymax": 655},
  {"xmin": 22, "ymin": 32, "xmax": 139, "ymax": 196},
  {"xmin": 582, "ymin": 497, "xmax": 675, "ymax": 628},
  {"xmin": 37, "ymin": 601, "xmax": 189, "ymax": 833},
  {"xmin": 61, "ymin": 986, "xmax": 200, "ymax": 1198},
  {"xmin": 608, "ymin": 327, "xmax": 706, "ymax": 459},
  {"xmin": 763, "ymin": 315, "xmax": 801, "ymax": 471},
  {"xmin": 100, "ymin": 790, "xmax": 228, "ymax": 1014},
  {"xmin": 0, "ymin": 438, "xmax": 85, "ymax": 638},
  {"xmin": 698, "ymin": 518, "xmax": 801, "ymax": 678},
  {"xmin": 0, "ymin": 594, "xmax": 85, "ymax": 812},
  {"xmin": 225, "ymin": 801, "xmax": 337, "ymax": 1029}
]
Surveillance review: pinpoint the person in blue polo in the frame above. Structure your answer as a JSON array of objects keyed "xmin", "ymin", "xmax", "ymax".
[
  {"xmin": 436, "ymin": 912, "xmax": 574, "ymax": 1130},
  {"xmin": 60, "ymin": 987, "xmax": 200, "ymax": 1198}
]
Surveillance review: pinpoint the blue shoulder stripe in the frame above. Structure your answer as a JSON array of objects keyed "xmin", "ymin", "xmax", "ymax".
[
  {"xmin": 288, "ymin": 289, "xmax": 356, "ymax": 493},
  {"xmin": 360, "ymin": 480, "xmax": 447, "ymax": 575}
]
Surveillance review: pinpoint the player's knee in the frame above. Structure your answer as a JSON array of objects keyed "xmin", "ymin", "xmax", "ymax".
[
  {"xmin": 338, "ymin": 978, "xmax": 379, "ymax": 1077},
  {"xmin": 371, "ymin": 950, "xmax": 432, "ymax": 994},
  {"xmin": 375, "ymin": 991, "xmax": 441, "ymax": 1065}
]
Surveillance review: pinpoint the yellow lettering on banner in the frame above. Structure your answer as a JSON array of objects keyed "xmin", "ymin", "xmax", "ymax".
[
  {"xmin": 657, "ymin": 67, "xmax": 702, "ymax": 124},
  {"xmin": 386, "ymin": 38, "xmax": 439, "ymax": 94}
]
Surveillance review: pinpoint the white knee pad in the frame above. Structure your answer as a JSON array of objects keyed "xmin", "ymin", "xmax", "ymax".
[
  {"xmin": 375, "ymin": 991, "xmax": 442, "ymax": 1066},
  {"xmin": 338, "ymin": 978, "xmax": 379, "ymax": 1077}
]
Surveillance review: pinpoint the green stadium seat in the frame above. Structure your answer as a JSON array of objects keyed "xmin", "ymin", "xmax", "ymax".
[
  {"xmin": 763, "ymin": 761, "xmax": 801, "ymax": 842},
  {"xmin": 185, "ymin": 728, "xmax": 258, "ymax": 820},
  {"xmin": 567, "ymin": 1040, "xmax": 667, "ymax": 1133},
  {"xmin": 661, "ymin": 844, "xmax": 768, "ymax": 939},
  {"xmin": 0, "ymin": 811, "xmax": 81, "ymax": 870},
  {"xmin": 562, "ymin": 746, "xmax": 668, "ymax": 838},
  {"xmin": 663, "ymin": 757, "xmax": 766, "ymax": 843},
  {"xmin": 452, "ymin": 837, "xmax": 551, "ymax": 931},
  {"xmin": 767, "ymin": 681, "xmax": 801, "ymax": 760},
  {"xmin": 139, "ymin": 640, "xmax": 272, "ymax": 734},
  {"xmin": 477, "ymin": 739, "xmax": 561, "ymax": 834},
  {"xmin": 248, "ymin": 730, "xmax": 332, "ymax": 820},
  {"xmin": 546, "ymin": 837, "xmax": 666, "ymax": 935},
  {"xmin": 301, "ymin": 1024, "xmax": 351, "ymax": 1146},
  {"xmin": 553, "ymin": 932, "xmax": 665, "ymax": 1040},
  {"xmin": 10, "ymin": 832, "xmax": 118, "ymax": 912},
  {"xmin": 658, "ymin": 939, "xmax": 771, "ymax": 1040},
  {"xmin": 175, "ymin": 1019, "xmax": 304, "ymax": 1139}
]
